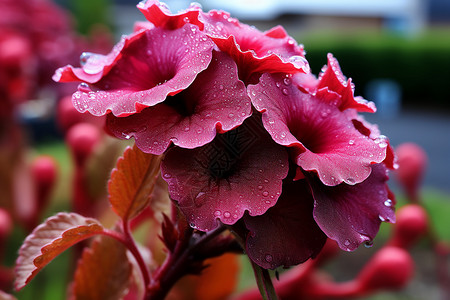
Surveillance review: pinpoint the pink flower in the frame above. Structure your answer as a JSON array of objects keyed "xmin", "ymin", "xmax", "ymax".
[
  {"xmin": 160, "ymin": 116, "xmax": 289, "ymax": 231},
  {"xmin": 248, "ymin": 55, "xmax": 388, "ymax": 186},
  {"xmin": 137, "ymin": 1, "xmax": 309, "ymax": 83},
  {"xmin": 244, "ymin": 164, "xmax": 395, "ymax": 269},
  {"xmin": 106, "ymin": 50, "xmax": 252, "ymax": 155},
  {"xmin": 54, "ymin": 24, "xmax": 215, "ymax": 117},
  {"xmin": 54, "ymin": 0, "xmax": 397, "ymax": 270}
]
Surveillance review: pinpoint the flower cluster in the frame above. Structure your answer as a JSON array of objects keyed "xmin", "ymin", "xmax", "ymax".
[{"xmin": 54, "ymin": 0, "xmax": 396, "ymax": 269}]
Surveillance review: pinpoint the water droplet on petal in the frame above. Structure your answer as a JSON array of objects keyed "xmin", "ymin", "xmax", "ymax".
[
  {"xmin": 224, "ymin": 211, "xmax": 231, "ymax": 218},
  {"xmin": 80, "ymin": 52, "xmax": 104, "ymax": 74},
  {"xmin": 364, "ymin": 240, "xmax": 374, "ymax": 248},
  {"xmin": 374, "ymin": 135, "xmax": 388, "ymax": 148},
  {"xmin": 214, "ymin": 210, "xmax": 221, "ymax": 217},
  {"xmin": 265, "ymin": 254, "xmax": 273, "ymax": 263},
  {"xmin": 379, "ymin": 215, "xmax": 386, "ymax": 222},
  {"xmin": 281, "ymin": 88, "xmax": 289, "ymax": 95},
  {"xmin": 346, "ymin": 177, "xmax": 356, "ymax": 184},
  {"xmin": 349, "ymin": 139, "xmax": 355, "ymax": 145},
  {"xmin": 78, "ymin": 82, "xmax": 91, "ymax": 93},
  {"xmin": 384, "ymin": 199, "xmax": 393, "ymax": 207},
  {"xmin": 262, "ymin": 191, "xmax": 269, "ymax": 197}
]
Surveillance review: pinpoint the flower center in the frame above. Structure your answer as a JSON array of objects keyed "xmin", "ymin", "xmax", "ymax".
[{"xmin": 164, "ymin": 93, "xmax": 196, "ymax": 116}]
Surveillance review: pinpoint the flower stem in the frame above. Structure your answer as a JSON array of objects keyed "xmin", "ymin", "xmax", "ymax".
[
  {"xmin": 250, "ymin": 260, "xmax": 279, "ymax": 300},
  {"xmin": 146, "ymin": 224, "xmax": 228, "ymax": 300},
  {"xmin": 101, "ymin": 224, "xmax": 151, "ymax": 298}
]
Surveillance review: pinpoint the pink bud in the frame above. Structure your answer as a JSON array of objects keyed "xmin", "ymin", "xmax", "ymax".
[
  {"xmin": 31, "ymin": 156, "xmax": 57, "ymax": 196},
  {"xmin": 395, "ymin": 143, "xmax": 427, "ymax": 202},
  {"xmin": 0, "ymin": 208, "xmax": 13, "ymax": 239},
  {"xmin": 66, "ymin": 123, "xmax": 101, "ymax": 167},
  {"xmin": 357, "ymin": 246, "xmax": 414, "ymax": 292},
  {"xmin": 389, "ymin": 204, "xmax": 428, "ymax": 249}
]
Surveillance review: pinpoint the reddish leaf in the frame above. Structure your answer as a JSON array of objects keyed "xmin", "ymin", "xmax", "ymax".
[
  {"xmin": 108, "ymin": 144, "xmax": 162, "ymax": 222},
  {"xmin": 15, "ymin": 213, "xmax": 105, "ymax": 290},
  {"xmin": 71, "ymin": 236, "xmax": 132, "ymax": 300}
]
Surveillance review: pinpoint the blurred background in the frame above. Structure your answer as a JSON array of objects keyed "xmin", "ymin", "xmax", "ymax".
[{"xmin": 1, "ymin": 0, "xmax": 449, "ymax": 299}]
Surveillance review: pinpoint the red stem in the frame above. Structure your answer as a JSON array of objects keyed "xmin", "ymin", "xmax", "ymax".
[
  {"xmin": 146, "ymin": 225, "xmax": 227, "ymax": 300},
  {"xmin": 101, "ymin": 226, "xmax": 151, "ymax": 298}
]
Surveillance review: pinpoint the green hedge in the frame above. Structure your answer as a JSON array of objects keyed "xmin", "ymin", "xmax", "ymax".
[{"xmin": 298, "ymin": 29, "xmax": 450, "ymax": 109}]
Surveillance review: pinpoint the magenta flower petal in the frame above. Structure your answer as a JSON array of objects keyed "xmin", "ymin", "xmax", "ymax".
[
  {"xmin": 244, "ymin": 179, "xmax": 327, "ymax": 269},
  {"xmin": 200, "ymin": 10, "xmax": 308, "ymax": 81},
  {"xmin": 53, "ymin": 30, "xmax": 137, "ymax": 84},
  {"xmin": 160, "ymin": 117, "xmax": 289, "ymax": 231},
  {"xmin": 106, "ymin": 51, "xmax": 252, "ymax": 155},
  {"xmin": 318, "ymin": 54, "xmax": 376, "ymax": 113},
  {"xmin": 248, "ymin": 73, "xmax": 387, "ymax": 186},
  {"xmin": 311, "ymin": 164, "xmax": 395, "ymax": 251},
  {"xmin": 349, "ymin": 110, "xmax": 397, "ymax": 169},
  {"xmin": 54, "ymin": 24, "xmax": 214, "ymax": 117},
  {"xmin": 137, "ymin": 0, "xmax": 204, "ymax": 30}
]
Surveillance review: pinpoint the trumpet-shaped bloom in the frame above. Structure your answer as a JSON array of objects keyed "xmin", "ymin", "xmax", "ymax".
[
  {"xmin": 54, "ymin": 24, "xmax": 214, "ymax": 117},
  {"xmin": 243, "ymin": 164, "xmax": 395, "ymax": 269},
  {"xmin": 160, "ymin": 117, "xmax": 289, "ymax": 231},
  {"xmin": 106, "ymin": 51, "xmax": 252, "ymax": 155}
]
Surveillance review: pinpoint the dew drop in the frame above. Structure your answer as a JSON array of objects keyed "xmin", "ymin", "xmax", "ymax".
[
  {"xmin": 184, "ymin": 126, "xmax": 190, "ymax": 131},
  {"xmin": 265, "ymin": 254, "xmax": 273, "ymax": 263},
  {"xmin": 78, "ymin": 82, "xmax": 91, "ymax": 93},
  {"xmin": 346, "ymin": 177, "xmax": 356, "ymax": 184},
  {"xmin": 214, "ymin": 210, "xmax": 221, "ymax": 217},
  {"xmin": 349, "ymin": 139, "xmax": 355, "ymax": 145},
  {"xmin": 80, "ymin": 52, "xmax": 104, "ymax": 74},
  {"xmin": 283, "ymin": 77, "xmax": 291, "ymax": 86},
  {"xmin": 275, "ymin": 82, "xmax": 281, "ymax": 88},
  {"xmin": 344, "ymin": 239, "xmax": 351, "ymax": 246},
  {"xmin": 379, "ymin": 215, "xmax": 386, "ymax": 222},
  {"xmin": 281, "ymin": 88, "xmax": 289, "ymax": 95},
  {"xmin": 163, "ymin": 173, "xmax": 172, "ymax": 179},
  {"xmin": 224, "ymin": 211, "xmax": 231, "ymax": 218},
  {"xmin": 219, "ymin": 84, "xmax": 224, "ymax": 90},
  {"xmin": 374, "ymin": 135, "xmax": 388, "ymax": 148},
  {"xmin": 364, "ymin": 240, "xmax": 374, "ymax": 248},
  {"xmin": 257, "ymin": 185, "xmax": 263, "ymax": 190},
  {"xmin": 262, "ymin": 191, "xmax": 269, "ymax": 197},
  {"xmin": 384, "ymin": 199, "xmax": 393, "ymax": 207}
]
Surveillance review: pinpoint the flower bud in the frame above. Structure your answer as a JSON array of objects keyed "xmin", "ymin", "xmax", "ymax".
[
  {"xmin": 66, "ymin": 123, "xmax": 101, "ymax": 167},
  {"xmin": 395, "ymin": 143, "xmax": 427, "ymax": 202},
  {"xmin": 357, "ymin": 246, "xmax": 414, "ymax": 292},
  {"xmin": 0, "ymin": 208, "xmax": 13, "ymax": 240},
  {"xmin": 31, "ymin": 156, "xmax": 57, "ymax": 202},
  {"xmin": 389, "ymin": 204, "xmax": 428, "ymax": 249}
]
